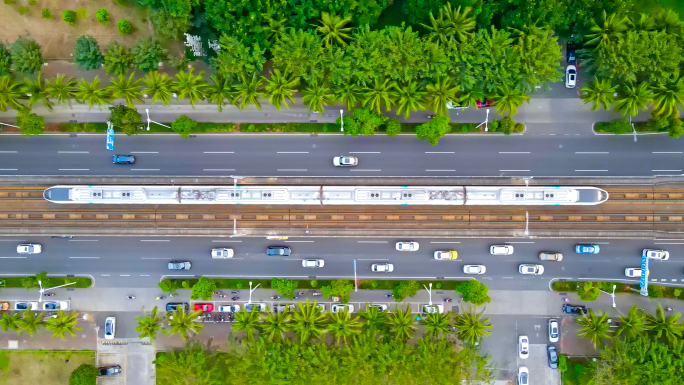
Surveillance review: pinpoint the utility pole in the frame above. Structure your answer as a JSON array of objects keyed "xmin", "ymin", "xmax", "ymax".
[
  {"xmin": 423, "ymin": 283, "xmax": 433, "ymax": 305},
  {"xmin": 248, "ymin": 281, "xmax": 260, "ymax": 304},
  {"xmin": 340, "ymin": 110, "xmax": 344, "ymax": 132}
]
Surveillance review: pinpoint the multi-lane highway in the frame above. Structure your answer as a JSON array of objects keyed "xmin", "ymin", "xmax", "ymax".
[{"xmin": 1, "ymin": 236, "xmax": 682, "ymax": 289}]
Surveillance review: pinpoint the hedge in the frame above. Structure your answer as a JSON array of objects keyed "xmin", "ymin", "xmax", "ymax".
[
  {"xmin": 161, "ymin": 278, "xmax": 464, "ymax": 291},
  {"xmin": 0, "ymin": 276, "xmax": 92, "ymax": 288},
  {"xmin": 551, "ymin": 280, "xmax": 684, "ymax": 300}
]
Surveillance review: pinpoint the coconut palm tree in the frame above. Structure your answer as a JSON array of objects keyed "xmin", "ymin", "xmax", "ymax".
[
  {"xmin": 491, "ymin": 84, "xmax": 530, "ymax": 116},
  {"xmin": 614, "ymin": 81, "xmax": 651, "ymax": 117},
  {"xmin": 259, "ymin": 311, "xmax": 291, "ymax": 342},
  {"xmin": 585, "ymin": 11, "xmax": 629, "ymax": 48},
  {"xmin": 358, "ymin": 304, "xmax": 389, "ymax": 332},
  {"xmin": 653, "ymin": 9, "xmax": 682, "ymax": 37},
  {"xmin": 327, "ymin": 309, "xmax": 361, "ymax": 344},
  {"xmin": 21, "ymin": 72, "xmax": 53, "ymax": 112},
  {"xmin": 16, "ymin": 309, "xmax": 45, "ymax": 336},
  {"xmin": 109, "ymin": 72, "xmax": 144, "ymax": 109},
  {"xmin": 421, "ymin": 10, "xmax": 454, "ymax": 45},
  {"xmin": 302, "ymin": 80, "xmax": 335, "ymax": 113},
  {"xmin": 0, "ymin": 312, "xmax": 19, "ymax": 332},
  {"xmin": 263, "ymin": 69, "xmax": 300, "ymax": 110},
  {"xmin": 166, "ymin": 307, "xmax": 203, "ymax": 340},
  {"xmin": 580, "ymin": 78, "xmax": 616, "ymax": 111},
  {"xmin": 76, "ymin": 76, "xmax": 113, "ymax": 110},
  {"xmin": 0, "ymin": 75, "xmax": 25, "ymax": 112},
  {"xmin": 335, "ymin": 82, "xmax": 363, "ymax": 111},
  {"xmin": 46, "ymin": 75, "xmax": 79, "ymax": 107},
  {"xmin": 291, "ymin": 300, "xmax": 328, "ymax": 343},
  {"xmin": 425, "ymin": 76, "xmax": 459, "ymax": 116},
  {"xmin": 615, "ymin": 305, "xmax": 646, "ymax": 340},
  {"xmin": 650, "ymin": 77, "xmax": 684, "ymax": 118},
  {"xmin": 135, "ymin": 306, "xmax": 164, "ymax": 341},
  {"xmin": 630, "ymin": 13, "xmax": 655, "ymax": 32},
  {"xmin": 576, "ymin": 309, "xmax": 612, "ymax": 348},
  {"xmin": 206, "ymin": 75, "xmax": 235, "ymax": 112},
  {"xmin": 424, "ymin": 312, "xmax": 451, "ymax": 338},
  {"xmin": 235, "ymin": 72, "xmax": 264, "ymax": 110},
  {"xmin": 265, "ymin": 15, "xmax": 288, "ymax": 44},
  {"xmin": 386, "ymin": 306, "xmax": 416, "ymax": 341},
  {"xmin": 459, "ymin": 88, "xmax": 486, "ymax": 109},
  {"xmin": 317, "ymin": 12, "xmax": 352, "ymax": 47},
  {"xmin": 45, "ymin": 310, "xmax": 81, "ymax": 339},
  {"xmin": 454, "ymin": 307, "xmax": 492, "ymax": 346},
  {"xmin": 393, "ymin": 80, "xmax": 426, "ymax": 119},
  {"xmin": 644, "ymin": 303, "xmax": 684, "ymax": 344},
  {"xmin": 362, "ymin": 78, "xmax": 394, "ymax": 115},
  {"xmin": 143, "ymin": 71, "xmax": 175, "ymax": 106},
  {"xmin": 233, "ymin": 308, "xmax": 262, "ymax": 341},
  {"xmin": 443, "ymin": 5, "xmax": 476, "ymax": 42},
  {"xmin": 174, "ymin": 68, "xmax": 208, "ymax": 108}
]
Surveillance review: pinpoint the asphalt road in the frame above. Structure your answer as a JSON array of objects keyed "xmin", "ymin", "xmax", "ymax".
[
  {"xmin": 1, "ymin": 236, "xmax": 682, "ymax": 289},
  {"xmin": 0, "ymin": 132, "xmax": 681, "ymax": 177}
]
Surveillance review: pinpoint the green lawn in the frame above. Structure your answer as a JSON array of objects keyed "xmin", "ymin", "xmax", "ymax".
[
  {"xmin": 0, "ymin": 351, "xmax": 94, "ymax": 385},
  {"xmin": 0, "ymin": 277, "xmax": 92, "ymax": 289}
]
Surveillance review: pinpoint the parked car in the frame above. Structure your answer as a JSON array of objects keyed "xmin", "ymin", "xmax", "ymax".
[
  {"xmin": 0, "ymin": 302, "xmax": 9, "ymax": 311},
  {"xmin": 211, "ymin": 248, "xmax": 234, "ymax": 259},
  {"xmin": 371, "ymin": 263, "xmax": 394, "ymax": 273},
  {"xmin": 566, "ymin": 65, "xmax": 577, "ymax": 88},
  {"xmin": 548, "ymin": 319, "xmax": 559, "ymax": 342},
  {"xmin": 367, "ymin": 304, "xmax": 388, "ymax": 312},
  {"xmin": 194, "ymin": 303, "xmax": 214, "ymax": 312},
  {"xmin": 14, "ymin": 302, "xmax": 38, "ymax": 310},
  {"xmin": 519, "ymin": 336, "xmax": 529, "ymax": 359},
  {"xmin": 562, "ymin": 304, "xmax": 587, "ymax": 315},
  {"xmin": 422, "ymin": 304, "xmax": 444, "ymax": 314},
  {"xmin": 98, "ymin": 365, "xmax": 122, "ymax": 376},
  {"xmin": 463, "ymin": 265, "xmax": 487, "ymax": 275},
  {"xmin": 567, "ymin": 43, "xmax": 577, "ymax": 64},
  {"xmin": 396, "ymin": 241, "xmax": 419, "ymax": 251},
  {"xmin": 112, "ymin": 154, "xmax": 135, "ymax": 164},
  {"xmin": 267, "ymin": 246, "xmax": 291, "ymax": 256},
  {"xmin": 625, "ymin": 268, "xmax": 649, "ymax": 277},
  {"xmin": 476, "ymin": 99, "xmax": 494, "ymax": 108},
  {"xmin": 245, "ymin": 303, "xmax": 267, "ymax": 313},
  {"xmin": 302, "ymin": 259, "xmax": 324, "ymax": 268},
  {"xmin": 333, "ymin": 156, "xmax": 358, "ymax": 167},
  {"xmin": 643, "ymin": 249, "xmax": 669, "ymax": 260},
  {"xmin": 168, "ymin": 261, "xmax": 191, "ymax": 270},
  {"xmin": 519, "ymin": 264, "xmax": 544, "ymax": 275},
  {"xmin": 433, "ymin": 250, "xmax": 458, "ymax": 260},
  {"xmin": 16, "ymin": 244, "xmax": 41, "ymax": 254},
  {"xmin": 166, "ymin": 302, "xmax": 189, "ymax": 312},
  {"xmin": 490, "ymin": 245, "xmax": 513, "ymax": 255},
  {"xmin": 331, "ymin": 304, "xmax": 354, "ymax": 313},
  {"xmin": 104, "ymin": 316, "xmax": 116, "ymax": 340},
  {"xmin": 518, "ymin": 366, "xmax": 529, "ymax": 385},
  {"xmin": 548, "ymin": 345, "xmax": 559, "ymax": 369},
  {"xmin": 43, "ymin": 301, "xmax": 69, "ymax": 311},
  {"xmin": 218, "ymin": 304, "xmax": 240, "ymax": 313},
  {"xmin": 539, "ymin": 252, "xmax": 563, "ymax": 261},
  {"xmin": 575, "ymin": 244, "xmax": 600, "ymax": 254}
]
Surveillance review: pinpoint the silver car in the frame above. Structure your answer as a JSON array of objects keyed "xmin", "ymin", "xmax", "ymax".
[
  {"xmin": 302, "ymin": 259, "xmax": 325, "ymax": 268},
  {"xmin": 371, "ymin": 263, "xmax": 394, "ymax": 273},
  {"xmin": 168, "ymin": 261, "xmax": 191, "ymax": 270},
  {"xmin": 519, "ymin": 264, "xmax": 544, "ymax": 275}
]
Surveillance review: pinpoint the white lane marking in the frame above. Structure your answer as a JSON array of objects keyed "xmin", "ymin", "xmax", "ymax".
[
  {"xmin": 652, "ymin": 151, "xmax": 682, "ymax": 154},
  {"xmin": 277, "ymin": 169, "xmax": 308, "ymax": 171},
  {"xmin": 505, "ymin": 241, "xmax": 536, "ymax": 243},
  {"xmin": 578, "ymin": 242, "xmax": 609, "ymax": 244},
  {"xmin": 425, "ymin": 151, "xmax": 455, "ymax": 154},
  {"xmin": 349, "ymin": 152, "xmax": 381, "ymax": 154},
  {"xmin": 430, "ymin": 241, "xmax": 461, "ymax": 244},
  {"xmin": 204, "ymin": 151, "xmax": 235, "ymax": 154},
  {"xmin": 0, "ymin": 240, "xmax": 27, "ymax": 242},
  {"xmin": 654, "ymin": 242, "xmax": 684, "ymax": 245},
  {"xmin": 357, "ymin": 258, "xmax": 389, "ymax": 260},
  {"xmin": 358, "ymin": 241, "xmax": 388, "ymax": 243},
  {"xmin": 0, "ymin": 256, "xmax": 27, "ymax": 259},
  {"xmin": 350, "ymin": 169, "xmax": 381, "ymax": 172},
  {"xmin": 575, "ymin": 152, "xmax": 609, "ymax": 154},
  {"xmin": 673, "ymin": 279, "xmax": 678, "ymax": 282},
  {"xmin": 59, "ymin": 169, "xmax": 89, "ymax": 171},
  {"xmin": 0, "ymin": 151, "xmax": 18, "ymax": 153},
  {"xmin": 69, "ymin": 257, "xmax": 100, "ymax": 259},
  {"xmin": 212, "ymin": 240, "xmax": 242, "ymax": 243},
  {"xmin": 140, "ymin": 240, "xmax": 170, "ymax": 242},
  {"xmin": 499, "ymin": 152, "xmax": 530, "ymax": 154},
  {"xmin": 285, "ymin": 241, "xmax": 315, "ymax": 243},
  {"xmin": 130, "ymin": 151, "xmax": 159, "ymax": 154},
  {"xmin": 277, "ymin": 151, "xmax": 309, "ymax": 154},
  {"xmin": 101, "ymin": 274, "xmax": 110, "ymax": 277},
  {"xmin": 69, "ymin": 240, "xmax": 98, "ymax": 242},
  {"xmin": 575, "ymin": 170, "xmax": 608, "ymax": 172},
  {"xmin": 426, "ymin": 169, "xmax": 456, "ymax": 172},
  {"xmin": 120, "ymin": 274, "xmax": 131, "ymax": 277},
  {"xmin": 131, "ymin": 169, "xmax": 160, "ymax": 171},
  {"xmin": 0, "ymin": 169, "xmax": 18, "ymax": 171},
  {"xmin": 661, "ymin": 279, "xmax": 667, "ymax": 282},
  {"xmin": 58, "ymin": 151, "xmax": 89, "ymax": 154},
  {"xmin": 652, "ymin": 170, "xmax": 682, "ymax": 172},
  {"xmin": 500, "ymin": 170, "xmax": 530, "ymax": 172},
  {"xmin": 204, "ymin": 169, "xmax": 235, "ymax": 171},
  {"xmin": 140, "ymin": 257, "xmax": 170, "ymax": 259},
  {"xmin": 140, "ymin": 275, "xmax": 150, "ymax": 277}
]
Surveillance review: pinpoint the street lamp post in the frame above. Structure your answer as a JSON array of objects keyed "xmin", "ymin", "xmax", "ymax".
[
  {"xmin": 340, "ymin": 109, "xmax": 344, "ymax": 132},
  {"xmin": 0, "ymin": 122, "xmax": 19, "ymax": 129},
  {"xmin": 248, "ymin": 281, "xmax": 260, "ymax": 304},
  {"xmin": 423, "ymin": 283, "xmax": 433, "ymax": 306},
  {"xmin": 599, "ymin": 284, "xmax": 617, "ymax": 308}
]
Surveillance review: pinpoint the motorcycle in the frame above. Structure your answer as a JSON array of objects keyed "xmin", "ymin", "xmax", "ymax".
[
  {"xmin": 271, "ymin": 295, "xmax": 281, "ymax": 300},
  {"xmin": 230, "ymin": 291, "xmax": 240, "ymax": 294},
  {"xmin": 293, "ymin": 296, "xmax": 299, "ymax": 300},
  {"xmin": 385, "ymin": 293, "xmax": 394, "ymax": 298},
  {"xmin": 155, "ymin": 296, "xmax": 165, "ymax": 300},
  {"xmin": 126, "ymin": 296, "xmax": 136, "ymax": 300},
  {"xmin": 444, "ymin": 298, "xmax": 452, "ymax": 303},
  {"xmin": 427, "ymin": 114, "xmax": 436, "ymax": 119},
  {"xmin": 213, "ymin": 291, "xmax": 222, "ymax": 295},
  {"xmin": 44, "ymin": 293, "xmax": 55, "ymax": 297},
  {"xmin": 312, "ymin": 292, "xmax": 322, "ymax": 296},
  {"xmin": 231, "ymin": 296, "xmax": 240, "ymax": 301},
  {"xmin": 297, "ymin": 291, "xmax": 307, "ymax": 296},
  {"xmin": 169, "ymin": 293, "xmax": 178, "ymax": 298},
  {"xmin": 667, "ymin": 307, "xmax": 674, "ymax": 312}
]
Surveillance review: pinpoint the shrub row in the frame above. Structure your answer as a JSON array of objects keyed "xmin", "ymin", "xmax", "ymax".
[
  {"xmin": 551, "ymin": 280, "xmax": 684, "ymax": 300},
  {"xmin": 161, "ymin": 278, "xmax": 461, "ymax": 291},
  {"xmin": 0, "ymin": 276, "xmax": 92, "ymax": 288}
]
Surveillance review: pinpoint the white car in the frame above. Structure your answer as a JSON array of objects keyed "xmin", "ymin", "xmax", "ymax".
[
  {"xmin": 396, "ymin": 241, "xmax": 419, "ymax": 251},
  {"xmin": 519, "ymin": 264, "xmax": 544, "ymax": 275},
  {"xmin": 566, "ymin": 65, "xmax": 577, "ymax": 88},
  {"xmin": 463, "ymin": 265, "xmax": 486, "ymax": 275},
  {"xmin": 218, "ymin": 305, "xmax": 240, "ymax": 313},
  {"xmin": 625, "ymin": 268, "xmax": 648, "ymax": 278},
  {"xmin": 333, "ymin": 156, "xmax": 358, "ymax": 167},
  {"xmin": 422, "ymin": 304, "xmax": 444, "ymax": 314},
  {"xmin": 490, "ymin": 245, "xmax": 513, "ymax": 255},
  {"xmin": 316, "ymin": 304, "xmax": 325, "ymax": 313},
  {"xmin": 244, "ymin": 303, "xmax": 267, "ymax": 312},
  {"xmin": 433, "ymin": 250, "xmax": 457, "ymax": 260},
  {"xmin": 549, "ymin": 319, "xmax": 560, "ymax": 343},
  {"xmin": 43, "ymin": 301, "xmax": 69, "ymax": 311},
  {"xmin": 14, "ymin": 302, "xmax": 39, "ymax": 310},
  {"xmin": 366, "ymin": 303, "xmax": 388, "ymax": 312},
  {"xmin": 104, "ymin": 317, "xmax": 116, "ymax": 340},
  {"xmin": 302, "ymin": 259, "xmax": 325, "ymax": 268},
  {"xmin": 518, "ymin": 335, "xmax": 529, "ymax": 359},
  {"xmin": 518, "ymin": 366, "xmax": 529, "ymax": 385},
  {"xmin": 371, "ymin": 263, "xmax": 394, "ymax": 273},
  {"xmin": 643, "ymin": 249, "xmax": 669, "ymax": 260},
  {"xmin": 331, "ymin": 304, "xmax": 354, "ymax": 313},
  {"xmin": 211, "ymin": 248, "xmax": 234, "ymax": 259},
  {"xmin": 17, "ymin": 244, "xmax": 41, "ymax": 254}
]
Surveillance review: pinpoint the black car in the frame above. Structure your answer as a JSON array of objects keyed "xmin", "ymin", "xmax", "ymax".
[
  {"xmin": 548, "ymin": 346, "xmax": 559, "ymax": 369},
  {"xmin": 567, "ymin": 43, "xmax": 576, "ymax": 64},
  {"xmin": 166, "ymin": 302, "xmax": 190, "ymax": 312},
  {"xmin": 112, "ymin": 154, "xmax": 135, "ymax": 164},
  {"xmin": 267, "ymin": 246, "xmax": 291, "ymax": 256},
  {"xmin": 98, "ymin": 365, "xmax": 122, "ymax": 376},
  {"xmin": 562, "ymin": 304, "xmax": 587, "ymax": 314}
]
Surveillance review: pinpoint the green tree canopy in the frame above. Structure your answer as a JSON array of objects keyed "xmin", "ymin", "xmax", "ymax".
[
  {"xmin": 271, "ymin": 278, "xmax": 298, "ymax": 299},
  {"xmin": 415, "ymin": 115, "xmax": 451, "ymax": 145},
  {"xmin": 320, "ymin": 279, "xmax": 354, "ymax": 303},
  {"xmin": 10, "ymin": 37, "xmax": 43, "ymax": 75},
  {"xmin": 73, "ymin": 35, "xmax": 104, "ymax": 71},
  {"xmin": 69, "ymin": 364, "xmax": 97, "ymax": 385},
  {"xmin": 190, "ymin": 276, "xmax": 217, "ymax": 300},
  {"xmin": 339, "ymin": 108, "xmax": 387, "ymax": 137},
  {"xmin": 392, "ymin": 280, "xmax": 420, "ymax": 302},
  {"xmin": 103, "ymin": 42, "xmax": 134, "ymax": 76},
  {"xmin": 455, "ymin": 280, "xmax": 491, "ymax": 306},
  {"xmin": 132, "ymin": 37, "xmax": 166, "ymax": 72},
  {"xmin": 0, "ymin": 43, "xmax": 11, "ymax": 76},
  {"xmin": 271, "ymin": 29, "xmax": 322, "ymax": 83},
  {"xmin": 108, "ymin": 105, "xmax": 142, "ymax": 136},
  {"xmin": 17, "ymin": 110, "xmax": 45, "ymax": 136},
  {"xmin": 211, "ymin": 35, "xmax": 266, "ymax": 83}
]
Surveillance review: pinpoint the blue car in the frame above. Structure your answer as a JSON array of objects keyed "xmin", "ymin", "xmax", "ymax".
[
  {"xmin": 575, "ymin": 244, "xmax": 600, "ymax": 254},
  {"xmin": 112, "ymin": 154, "xmax": 135, "ymax": 164}
]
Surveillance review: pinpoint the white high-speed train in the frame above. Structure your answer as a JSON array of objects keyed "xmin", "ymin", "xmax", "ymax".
[{"xmin": 44, "ymin": 185, "xmax": 609, "ymax": 205}]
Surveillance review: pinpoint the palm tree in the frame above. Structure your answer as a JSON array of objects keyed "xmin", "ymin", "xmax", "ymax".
[
  {"xmin": 45, "ymin": 310, "xmax": 81, "ymax": 339},
  {"xmin": 580, "ymin": 78, "xmax": 616, "ymax": 111},
  {"xmin": 259, "ymin": 311, "xmax": 291, "ymax": 342},
  {"xmin": 0, "ymin": 75, "xmax": 25, "ymax": 112},
  {"xmin": 615, "ymin": 305, "xmax": 646, "ymax": 340},
  {"xmin": 0, "ymin": 312, "xmax": 19, "ymax": 332},
  {"xmin": 425, "ymin": 76, "xmax": 459, "ymax": 116},
  {"xmin": 630, "ymin": 13, "xmax": 655, "ymax": 32},
  {"xmin": 459, "ymin": 88, "xmax": 486, "ymax": 109},
  {"xmin": 454, "ymin": 307, "xmax": 493, "ymax": 346},
  {"xmin": 421, "ymin": 11, "xmax": 454, "ymax": 45},
  {"xmin": 614, "ymin": 82, "xmax": 651, "ymax": 117},
  {"xmin": 233, "ymin": 308, "xmax": 262, "ymax": 341},
  {"xmin": 358, "ymin": 304, "xmax": 388, "ymax": 332},
  {"xmin": 16, "ymin": 309, "xmax": 44, "ymax": 336},
  {"xmin": 291, "ymin": 300, "xmax": 328, "ymax": 343},
  {"xmin": 585, "ymin": 11, "xmax": 629, "ymax": 48},
  {"xmin": 443, "ymin": 4, "xmax": 476, "ymax": 43},
  {"xmin": 335, "ymin": 82, "xmax": 363, "ymax": 111},
  {"xmin": 166, "ymin": 307, "xmax": 203, "ymax": 340},
  {"xmin": 327, "ymin": 310, "xmax": 361, "ymax": 344},
  {"xmin": 143, "ymin": 71, "xmax": 175, "ymax": 106},
  {"xmin": 317, "ymin": 12, "xmax": 352, "ymax": 47},
  {"xmin": 386, "ymin": 306, "xmax": 416, "ymax": 341},
  {"xmin": 653, "ymin": 9, "xmax": 682, "ymax": 36},
  {"xmin": 174, "ymin": 68, "xmax": 208, "ymax": 108},
  {"xmin": 206, "ymin": 75, "xmax": 235, "ymax": 112},
  {"xmin": 644, "ymin": 303, "xmax": 684, "ymax": 344},
  {"xmin": 21, "ymin": 72, "xmax": 53, "ymax": 111},
  {"xmin": 135, "ymin": 306, "xmax": 164, "ymax": 340},
  {"xmin": 76, "ymin": 76, "xmax": 113, "ymax": 110},
  {"xmin": 265, "ymin": 15, "xmax": 288, "ymax": 43},
  {"xmin": 302, "ymin": 80, "xmax": 335, "ymax": 113},
  {"xmin": 576, "ymin": 309, "xmax": 612, "ymax": 348},
  {"xmin": 650, "ymin": 77, "xmax": 684, "ymax": 118},
  {"xmin": 362, "ymin": 78, "xmax": 394, "ymax": 114},
  {"xmin": 109, "ymin": 72, "xmax": 144, "ymax": 109},
  {"xmin": 491, "ymin": 84, "xmax": 530, "ymax": 116},
  {"xmin": 235, "ymin": 72, "xmax": 264, "ymax": 110},
  {"xmin": 393, "ymin": 80, "xmax": 426, "ymax": 119},
  {"xmin": 46, "ymin": 75, "xmax": 79, "ymax": 107},
  {"xmin": 263, "ymin": 69, "xmax": 299, "ymax": 110},
  {"xmin": 424, "ymin": 312, "xmax": 451, "ymax": 338}
]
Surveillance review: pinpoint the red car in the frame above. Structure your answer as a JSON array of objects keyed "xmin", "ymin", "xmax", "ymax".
[
  {"xmin": 476, "ymin": 99, "xmax": 494, "ymax": 108},
  {"xmin": 194, "ymin": 303, "xmax": 214, "ymax": 312}
]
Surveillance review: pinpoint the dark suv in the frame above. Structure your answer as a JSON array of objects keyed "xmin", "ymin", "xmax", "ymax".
[
  {"xmin": 267, "ymin": 246, "xmax": 291, "ymax": 256},
  {"xmin": 166, "ymin": 302, "xmax": 189, "ymax": 312},
  {"xmin": 98, "ymin": 365, "xmax": 122, "ymax": 376},
  {"xmin": 112, "ymin": 154, "xmax": 135, "ymax": 164},
  {"xmin": 562, "ymin": 304, "xmax": 587, "ymax": 315}
]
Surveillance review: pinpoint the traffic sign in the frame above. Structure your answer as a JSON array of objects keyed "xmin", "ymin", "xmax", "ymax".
[
  {"xmin": 106, "ymin": 122, "xmax": 114, "ymax": 150},
  {"xmin": 639, "ymin": 255, "xmax": 649, "ymax": 296}
]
